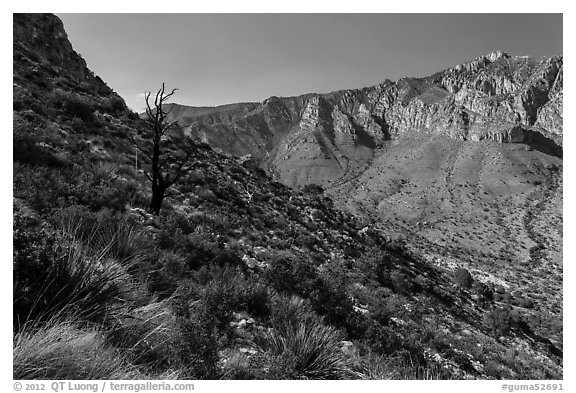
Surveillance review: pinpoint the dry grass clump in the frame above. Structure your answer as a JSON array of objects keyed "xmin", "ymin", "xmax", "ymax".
[{"xmin": 13, "ymin": 320, "xmax": 141, "ymax": 380}]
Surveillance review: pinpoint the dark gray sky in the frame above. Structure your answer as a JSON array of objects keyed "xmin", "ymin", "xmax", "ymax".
[{"xmin": 57, "ymin": 14, "xmax": 563, "ymax": 111}]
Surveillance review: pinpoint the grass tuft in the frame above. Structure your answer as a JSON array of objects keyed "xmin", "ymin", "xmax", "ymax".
[
  {"xmin": 13, "ymin": 320, "xmax": 140, "ymax": 379},
  {"xmin": 258, "ymin": 295, "xmax": 352, "ymax": 379},
  {"xmin": 15, "ymin": 234, "xmax": 134, "ymax": 328}
]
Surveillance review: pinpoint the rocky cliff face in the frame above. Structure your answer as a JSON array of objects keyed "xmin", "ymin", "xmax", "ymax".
[
  {"xmin": 364, "ymin": 51, "xmax": 562, "ymax": 145},
  {"xmin": 14, "ymin": 14, "xmax": 91, "ymax": 83},
  {"xmin": 166, "ymin": 51, "xmax": 562, "ymax": 188},
  {"xmin": 13, "ymin": 13, "xmax": 127, "ymax": 111},
  {"xmin": 536, "ymin": 65, "xmax": 563, "ymax": 137}
]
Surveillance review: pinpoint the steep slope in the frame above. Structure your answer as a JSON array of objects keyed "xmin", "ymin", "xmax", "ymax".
[{"xmin": 13, "ymin": 14, "xmax": 562, "ymax": 380}]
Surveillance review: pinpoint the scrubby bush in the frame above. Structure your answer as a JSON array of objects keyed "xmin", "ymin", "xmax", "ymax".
[
  {"xmin": 13, "ymin": 208, "xmax": 60, "ymax": 327},
  {"xmin": 302, "ymin": 184, "xmax": 324, "ymax": 196},
  {"xmin": 483, "ymin": 306, "xmax": 514, "ymax": 335},
  {"xmin": 13, "ymin": 126, "xmax": 70, "ymax": 168},
  {"xmin": 453, "ymin": 268, "xmax": 474, "ymax": 289},
  {"xmin": 310, "ymin": 262, "xmax": 357, "ymax": 333},
  {"xmin": 355, "ymin": 246, "xmax": 394, "ymax": 284},
  {"xmin": 49, "ymin": 89, "xmax": 95, "ymax": 123},
  {"xmin": 264, "ymin": 251, "xmax": 318, "ymax": 296},
  {"xmin": 102, "ymin": 96, "xmax": 126, "ymax": 114},
  {"xmin": 196, "ymin": 266, "xmax": 271, "ymax": 331}
]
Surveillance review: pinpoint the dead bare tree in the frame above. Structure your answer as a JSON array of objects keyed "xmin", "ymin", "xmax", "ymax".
[
  {"xmin": 242, "ymin": 183, "xmax": 254, "ymax": 204},
  {"xmin": 131, "ymin": 83, "xmax": 195, "ymax": 215}
]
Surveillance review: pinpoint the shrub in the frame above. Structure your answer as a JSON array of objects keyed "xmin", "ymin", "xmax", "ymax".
[
  {"xmin": 13, "ymin": 165, "xmax": 71, "ymax": 214},
  {"xmin": 364, "ymin": 321, "xmax": 406, "ymax": 355},
  {"xmin": 310, "ymin": 262, "xmax": 356, "ymax": 333},
  {"xmin": 453, "ymin": 268, "xmax": 474, "ymax": 289},
  {"xmin": 472, "ymin": 280, "xmax": 493, "ymax": 301},
  {"xmin": 302, "ymin": 184, "xmax": 324, "ymax": 196},
  {"xmin": 49, "ymin": 89, "xmax": 95, "ymax": 123},
  {"xmin": 483, "ymin": 306, "xmax": 514, "ymax": 335},
  {"xmin": 13, "ymin": 208, "xmax": 59, "ymax": 327},
  {"xmin": 102, "ymin": 96, "xmax": 126, "ymax": 114},
  {"xmin": 355, "ymin": 246, "xmax": 394, "ymax": 284},
  {"xmin": 195, "ymin": 266, "xmax": 271, "ymax": 331},
  {"xmin": 158, "ymin": 225, "xmax": 242, "ymax": 270},
  {"xmin": 158, "ymin": 251, "xmax": 189, "ymax": 281},
  {"xmin": 264, "ymin": 251, "xmax": 319, "ymax": 296},
  {"xmin": 67, "ymin": 98, "xmax": 94, "ymax": 122},
  {"xmin": 13, "ymin": 130, "xmax": 70, "ymax": 168}
]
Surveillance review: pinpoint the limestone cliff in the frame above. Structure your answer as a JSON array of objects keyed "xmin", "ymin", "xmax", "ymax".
[{"xmin": 157, "ymin": 51, "xmax": 563, "ymax": 188}]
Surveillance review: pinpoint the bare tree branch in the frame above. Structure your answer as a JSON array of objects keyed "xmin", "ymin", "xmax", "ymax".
[
  {"xmin": 143, "ymin": 170, "xmax": 153, "ymax": 183},
  {"xmin": 133, "ymin": 84, "xmax": 193, "ymax": 214},
  {"xmin": 129, "ymin": 134, "xmax": 153, "ymax": 161}
]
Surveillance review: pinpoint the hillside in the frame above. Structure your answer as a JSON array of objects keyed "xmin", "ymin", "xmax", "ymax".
[
  {"xmin": 13, "ymin": 14, "xmax": 562, "ymax": 380},
  {"xmin": 161, "ymin": 48, "xmax": 564, "ymax": 362}
]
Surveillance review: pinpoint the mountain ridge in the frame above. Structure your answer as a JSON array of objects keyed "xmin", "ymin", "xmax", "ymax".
[{"xmin": 163, "ymin": 50, "xmax": 562, "ymax": 187}]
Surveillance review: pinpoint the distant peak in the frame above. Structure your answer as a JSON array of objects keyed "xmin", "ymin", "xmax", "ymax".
[
  {"xmin": 485, "ymin": 50, "xmax": 510, "ymax": 61},
  {"xmin": 452, "ymin": 51, "xmax": 512, "ymax": 72},
  {"xmin": 262, "ymin": 96, "xmax": 280, "ymax": 105}
]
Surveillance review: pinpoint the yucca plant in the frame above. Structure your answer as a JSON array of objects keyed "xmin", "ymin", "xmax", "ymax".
[
  {"xmin": 358, "ymin": 351, "xmax": 450, "ymax": 380},
  {"xmin": 56, "ymin": 207, "xmax": 154, "ymax": 268},
  {"xmin": 14, "ymin": 229, "xmax": 136, "ymax": 329},
  {"xmin": 258, "ymin": 295, "xmax": 352, "ymax": 379},
  {"xmin": 87, "ymin": 160, "xmax": 120, "ymax": 185}
]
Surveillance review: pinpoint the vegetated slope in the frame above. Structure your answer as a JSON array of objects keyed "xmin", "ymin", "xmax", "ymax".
[
  {"xmin": 163, "ymin": 48, "xmax": 564, "ymax": 363},
  {"xmin": 13, "ymin": 14, "xmax": 562, "ymax": 380}
]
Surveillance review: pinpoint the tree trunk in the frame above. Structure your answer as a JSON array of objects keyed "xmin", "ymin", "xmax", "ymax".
[{"xmin": 150, "ymin": 184, "xmax": 164, "ymax": 215}]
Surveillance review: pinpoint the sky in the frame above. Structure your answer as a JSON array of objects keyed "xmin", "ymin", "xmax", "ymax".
[{"xmin": 56, "ymin": 13, "xmax": 563, "ymax": 112}]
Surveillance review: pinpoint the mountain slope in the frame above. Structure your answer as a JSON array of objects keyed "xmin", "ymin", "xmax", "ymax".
[
  {"xmin": 13, "ymin": 14, "xmax": 562, "ymax": 380},
  {"xmin": 164, "ymin": 50, "xmax": 564, "ymax": 337}
]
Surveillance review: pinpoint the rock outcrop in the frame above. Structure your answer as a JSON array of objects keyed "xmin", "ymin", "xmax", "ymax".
[
  {"xmin": 536, "ymin": 65, "xmax": 563, "ymax": 139},
  {"xmin": 13, "ymin": 14, "xmax": 121, "ymax": 99},
  {"xmin": 13, "ymin": 13, "xmax": 128, "ymax": 114}
]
